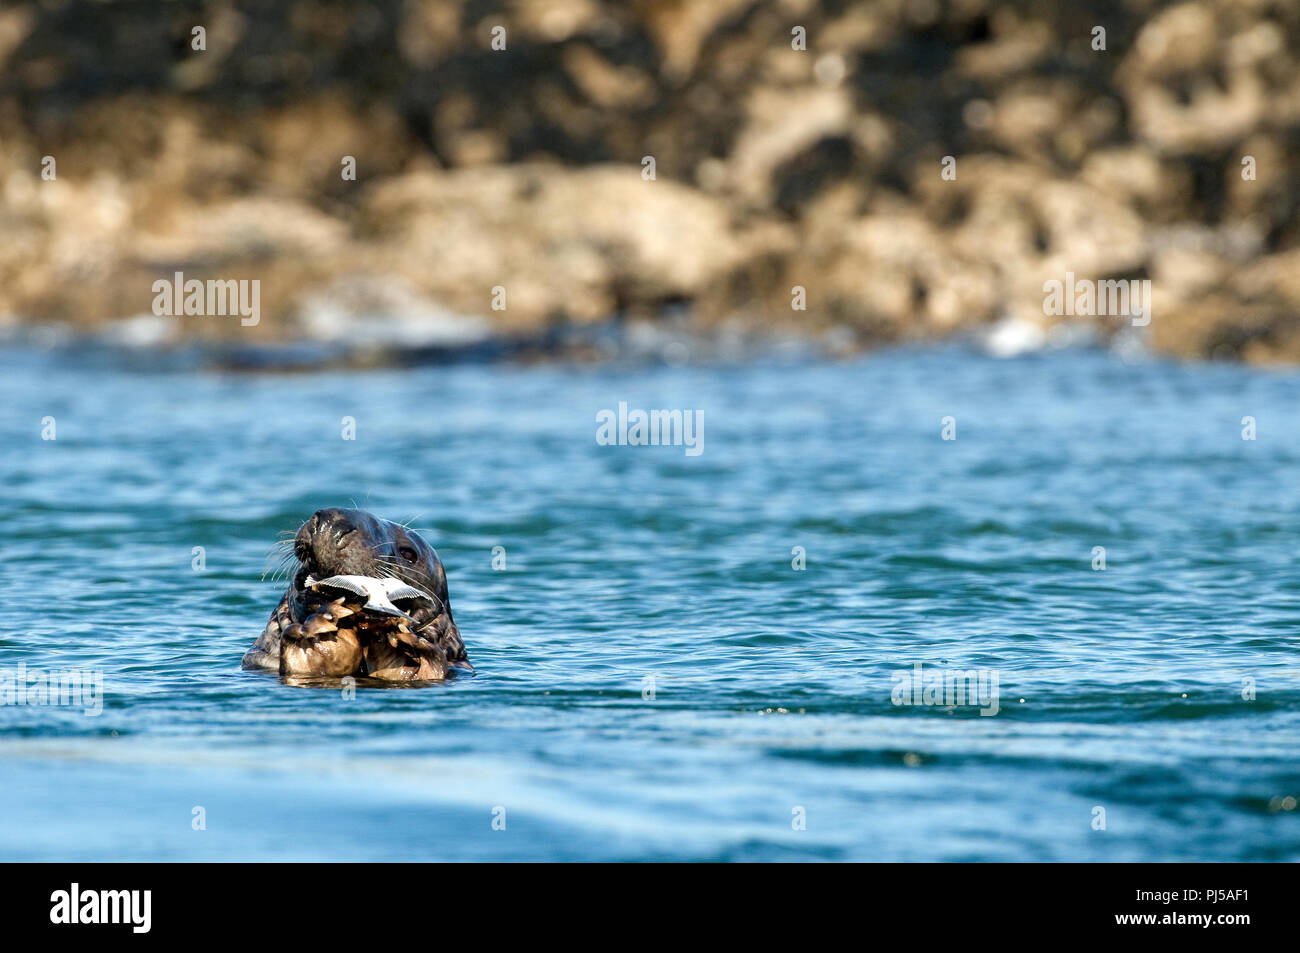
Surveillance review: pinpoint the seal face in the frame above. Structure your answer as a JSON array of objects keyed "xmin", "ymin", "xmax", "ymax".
[{"xmin": 241, "ymin": 508, "xmax": 470, "ymax": 682}]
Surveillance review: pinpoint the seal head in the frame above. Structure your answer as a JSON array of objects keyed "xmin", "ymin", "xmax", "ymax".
[{"xmin": 241, "ymin": 508, "xmax": 470, "ymax": 681}]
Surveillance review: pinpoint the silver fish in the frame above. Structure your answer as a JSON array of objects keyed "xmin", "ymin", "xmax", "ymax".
[{"xmin": 305, "ymin": 574, "xmax": 435, "ymax": 619}]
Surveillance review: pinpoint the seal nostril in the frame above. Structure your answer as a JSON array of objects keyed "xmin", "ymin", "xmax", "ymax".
[{"xmin": 311, "ymin": 508, "xmax": 356, "ymax": 539}]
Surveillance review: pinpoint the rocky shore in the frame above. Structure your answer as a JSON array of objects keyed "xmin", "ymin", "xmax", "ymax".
[{"xmin": 1, "ymin": 0, "xmax": 1297, "ymax": 362}]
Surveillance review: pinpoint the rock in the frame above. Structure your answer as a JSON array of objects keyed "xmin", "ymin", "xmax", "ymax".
[{"xmin": 0, "ymin": 0, "xmax": 1296, "ymax": 362}]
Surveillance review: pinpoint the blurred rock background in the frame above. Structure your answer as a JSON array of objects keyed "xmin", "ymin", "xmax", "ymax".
[{"xmin": 0, "ymin": 0, "xmax": 1297, "ymax": 360}]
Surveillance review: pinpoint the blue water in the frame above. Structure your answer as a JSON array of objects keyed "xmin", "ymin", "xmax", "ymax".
[{"xmin": 1, "ymin": 343, "xmax": 1298, "ymax": 861}]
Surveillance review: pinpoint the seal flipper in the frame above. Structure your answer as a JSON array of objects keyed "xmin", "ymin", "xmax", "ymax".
[
  {"xmin": 358, "ymin": 607, "xmax": 470, "ymax": 680},
  {"xmin": 437, "ymin": 613, "xmax": 472, "ymax": 672},
  {"xmin": 241, "ymin": 590, "xmax": 293, "ymax": 671},
  {"xmin": 279, "ymin": 599, "xmax": 363, "ymax": 677},
  {"xmin": 361, "ymin": 620, "xmax": 448, "ymax": 680}
]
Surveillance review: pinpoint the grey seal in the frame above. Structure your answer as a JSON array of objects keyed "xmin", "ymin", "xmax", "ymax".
[{"xmin": 242, "ymin": 508, "xmax": 470, "ymax": 681}]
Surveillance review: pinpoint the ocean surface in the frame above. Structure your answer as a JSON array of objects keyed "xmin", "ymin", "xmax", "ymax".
[{"xmin": 2, "ymin": 342, "xmax": 1298, "ymax": 861}]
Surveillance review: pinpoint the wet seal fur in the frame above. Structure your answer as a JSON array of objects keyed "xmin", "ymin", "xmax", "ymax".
[{"xmin": 242, "ymin": 508, "xmax": 470, "ymax": 682}]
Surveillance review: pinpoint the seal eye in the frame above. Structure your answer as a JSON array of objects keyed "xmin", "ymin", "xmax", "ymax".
[{"xmin": 398, "ymin": 545, "xmax": 419, "ymax": 563}]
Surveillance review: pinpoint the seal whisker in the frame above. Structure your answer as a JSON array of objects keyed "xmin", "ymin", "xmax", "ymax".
[
  {"xmin": 372, "ymin": 557, "xmax": 447, "ymax": 613},
  {"xmin": 263, "ymin": 552, "xmax": 297, "ymax": 583},
  {"xmin": 262, "ymin": 548, "xmax": 291, "ymax": 577},
  {"xmin": 397, "ymin": 512, "xmax": 427, "ymax": 530},
  {"xmin": 265, "ymin": 552, "xmax": 296, "ymax": 575}
]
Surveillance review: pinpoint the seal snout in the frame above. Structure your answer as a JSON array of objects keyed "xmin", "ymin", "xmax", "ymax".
[
  {"xmin": 303, "ymin": 507, "xmax": 357, "ymax": 546},
  {"xmin": 295, "ymin": 507, "xmax": 368, "ymax": 579},
  {"xmin": 310, "ymin": 507, "xmax": 355, "ymax": 533}
]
